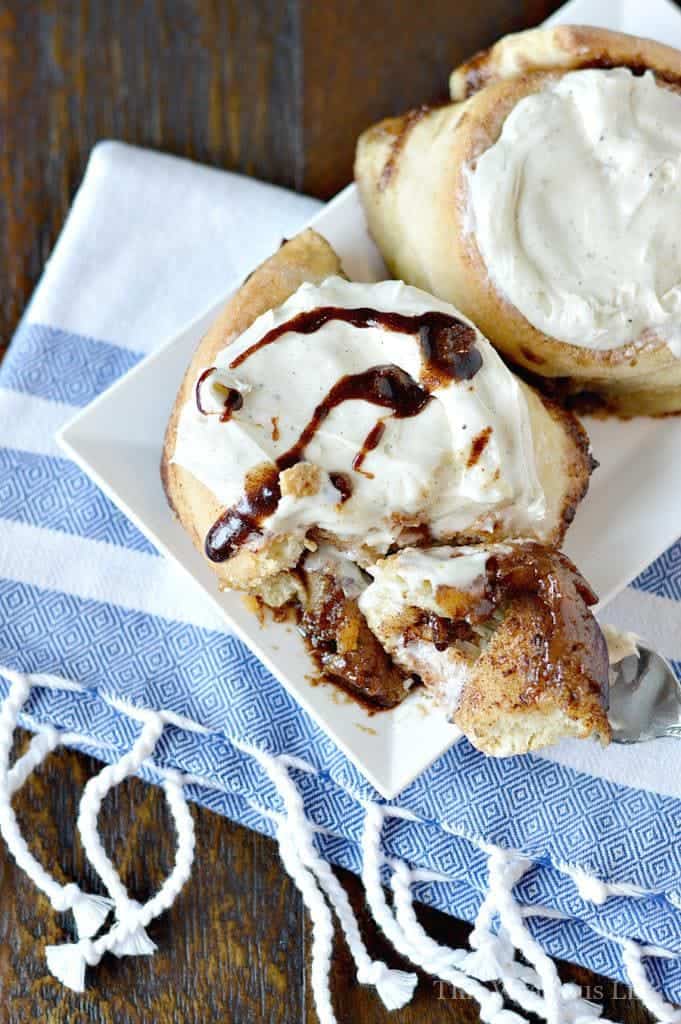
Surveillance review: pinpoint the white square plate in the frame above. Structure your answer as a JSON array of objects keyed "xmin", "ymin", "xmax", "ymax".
[{"xmin": 59, "ymin": 0, "xmax": 681, "ymax": 798}]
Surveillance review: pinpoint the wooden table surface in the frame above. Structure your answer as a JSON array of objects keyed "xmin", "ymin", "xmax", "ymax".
[{"xmin": 0, "ymin": 2, "xmax": 668, "ymax": 1022}]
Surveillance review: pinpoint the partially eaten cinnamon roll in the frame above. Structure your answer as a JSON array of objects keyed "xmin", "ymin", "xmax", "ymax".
[{"xmin": 162, "ymin": 230, "xmax": 608, "ymax": 757}]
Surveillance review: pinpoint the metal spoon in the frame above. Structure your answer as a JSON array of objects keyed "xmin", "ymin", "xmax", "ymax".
[{"xmin": 609, "ymin": 644, "xmax": 681, "ymax": 743}]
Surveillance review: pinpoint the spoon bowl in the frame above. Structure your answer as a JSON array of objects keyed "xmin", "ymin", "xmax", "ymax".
[{"xmin": 609, "ymin": 645, "xmax": 681, "ymax": 743}]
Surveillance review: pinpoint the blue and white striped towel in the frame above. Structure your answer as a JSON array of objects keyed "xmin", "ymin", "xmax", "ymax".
[{"xmin": 2, "ymin": 138, "xmax": 681, "ymax": 1013}]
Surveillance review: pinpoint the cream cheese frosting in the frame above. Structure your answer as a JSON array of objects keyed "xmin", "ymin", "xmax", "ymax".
[
  {"xmin": 359, "ymin": 545, "xmax": 507, "ymax": 714},
  {"xmin": 468, "ymin": 68, "xmax": 681, "ymax": 356},
  {"xmin": 172, "ymin": 277, "xmax": 547, "ymax": 557},
  {"xmin": 358, "ymin": 544, "xmax": 498, "ymax": 622}
]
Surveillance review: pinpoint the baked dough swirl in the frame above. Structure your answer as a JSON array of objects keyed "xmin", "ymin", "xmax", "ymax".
[{"xmin": 355, "ymin": 26, "xmax": 681, "ymax": 415}]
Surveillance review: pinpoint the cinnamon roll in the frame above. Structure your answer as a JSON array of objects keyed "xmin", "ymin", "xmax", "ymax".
[
  {"xmin": 162, "ymin": 229, "xmax": 604, "ymax": 752},
  {"xmin": 355, "ymin": 26, "xmax": 681, "ymax": 415},
  {"xmin": 162, "ymin": 230, "xmax": 592, "ymax": 606}
]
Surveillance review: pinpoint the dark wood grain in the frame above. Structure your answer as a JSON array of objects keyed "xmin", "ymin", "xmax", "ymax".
[
  {"xmin": 316, "ymin": 872, "xmax": 654, "ymax": 1024},
  {"xmin": 0, "ymin": 1, "xmax": 670, "ymax": 1021},
  {"xmin": 0, "ymin": 0, "xmax": 303, "ymax": 349},
  {"xmin": 0, "ymin": 732, "xmax": 305, "ymax": 1024},
  {"xmin": 300, "ymin": 0, "xmax": 562, "ymax": 197}
]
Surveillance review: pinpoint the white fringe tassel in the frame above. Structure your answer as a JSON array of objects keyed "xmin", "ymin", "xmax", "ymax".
[
  {"xmin": 487, "ymin": 849, "xmax": 568, "ymax": 1024},
  {"xmin": 1, "ymin": 668, "xmax": 680, "ymax": 1022},
  {"xmin": 0, "ymin": 669, "xmax": 114, "ymax": 938},
  {"xmin": 235, "ymin": 740, "xmax": 417, "ymax": 1022},
  {"xmin": 361, "ymin": 802, "xmax": 525, "ymax": 1024},
  {"xmin": 458, "ymin": 884, "xmax": 604, "ymax": 1024},
  {"xmin": 45, "ymin": 715, "xmax": 196, "ymax": 991},
  {"xmin": 276, "ymin": 818, "xmax": 337, "ymax": 1024}
]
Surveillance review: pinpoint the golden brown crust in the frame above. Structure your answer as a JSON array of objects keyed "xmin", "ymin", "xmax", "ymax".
[
  {"xmin": 455, "ymin": 593, "xmax": 611, "ymax": 756},
  {"xmin": 454, "ymin": 544, "xmax": 611, "ymax": 756},
  {"xmin": 355, "ymin": 26, "xmax": 681, "ymax": 415},
  {"xmin": 522, "ymin": 370, "xmax": 681, "ymax": 418},
  {"xmin": 450, "ymin": 25, "xmax": 681, "ymax": 100},
  {"xmin": 522, "ymin": 387, "xmax": 593, "ymax": 540},
  {"xmin": 161, "ymin": 229, "xmax": 343, "ymax": 595}
]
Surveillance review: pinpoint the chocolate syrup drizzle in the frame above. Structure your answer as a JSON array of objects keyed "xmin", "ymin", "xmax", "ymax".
[
  {"xmin": 353, "ymin": 420, "xmax": 386, "ymax": 477},
  {"xmin": 205, "ymin": 305, "xmax": 481, "ymax": 563},
  {"xmin": 196, "ymin": 367, "xmax": 243, "ymax": 422},
  {"xmin": 229, "ymin": 306, "xmax": 480, "ymax": 384},
  {"xmin": 329, "ymin": 472, "xmax": 353, "ymax": 504}
]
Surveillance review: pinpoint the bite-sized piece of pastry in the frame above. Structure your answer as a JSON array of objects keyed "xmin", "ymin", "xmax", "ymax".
[
  {"xmin": 163, "ymin": 230, "xmax": 594, "ymax": 604},
  {"xmin": 359, "ymin": 542, "xmax": 611, "ymax": 755},
  {"xmin": 355, "ymin": 26, "xmax": 681, "ymax": 415},
  {"xmin": 297, "ymin": 545, "xmax": 412, "ymax": 708}
]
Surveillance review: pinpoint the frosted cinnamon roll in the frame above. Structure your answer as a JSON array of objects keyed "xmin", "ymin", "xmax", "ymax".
[
  {"xmin": 163, "ymin": 231, "xmax": 603, "ymax": 739},
  {"xmin": 162, "ymin": 230, "xmax": 592, "ymax": 608},
  {"xmin": 359, "ymin": 542, "xmax": 611, "ymax": 755},
  {"xmin": 355, "ymin": 26, "xmax": 681, "ymax": 415}
]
